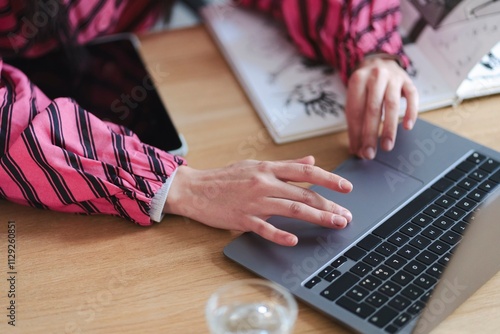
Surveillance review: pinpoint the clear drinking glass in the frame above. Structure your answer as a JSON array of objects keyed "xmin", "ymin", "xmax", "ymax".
[{"xmin": 206, "ymin": 279, "xmax": 298, "ymax": 334}]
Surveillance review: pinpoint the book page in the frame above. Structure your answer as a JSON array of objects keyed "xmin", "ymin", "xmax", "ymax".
[
  {"xmin": 410, "ymin": 0, "xmax": 500, "ymax": 91},
  {"xmin": 202, "ymin": 5, "xmax": 347, "ymax": 143}
]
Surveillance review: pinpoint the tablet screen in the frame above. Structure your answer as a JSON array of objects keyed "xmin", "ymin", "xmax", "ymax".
[{"xmin": 7, "ymin": 34, "xmax": 185, "ymax": 154}]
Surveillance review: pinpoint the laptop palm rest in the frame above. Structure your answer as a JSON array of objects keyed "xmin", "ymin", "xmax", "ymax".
[{"xmin": 224, "ymin": 158, "xmax": 423, "ymax": 287}]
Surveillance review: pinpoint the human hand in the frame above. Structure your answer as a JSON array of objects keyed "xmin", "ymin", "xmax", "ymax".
[
  {"xmin": 345, "ymin": 56, "xmax": 419, "ymax": 159},
  {"xmin": 163, "ymin": 156, "xmax": 353, "ymax": 247}
]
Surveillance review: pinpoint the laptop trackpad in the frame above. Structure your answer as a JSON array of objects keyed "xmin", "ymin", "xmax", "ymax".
[{"xmin": 272, "ymin": 158, "xmax": 424, "ymax": 243}]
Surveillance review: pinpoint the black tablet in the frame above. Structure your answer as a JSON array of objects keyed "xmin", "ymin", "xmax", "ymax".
[{"xmin": 7, "ymin": 33, "xmax": 187, "ymax": 155}]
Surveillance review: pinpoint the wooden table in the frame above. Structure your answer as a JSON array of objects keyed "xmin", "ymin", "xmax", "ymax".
[{"xmin": 1, "ymin": 26, "xmax": 499, "ymax": 334}]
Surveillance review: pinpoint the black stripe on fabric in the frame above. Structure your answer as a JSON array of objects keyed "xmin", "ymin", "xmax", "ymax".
[
  {"xmin": 0, "ymin": 187, "xmax": 6, "ymax": 199},
  {"xmin": 371, "ymin": 25, "xmax": 399, "ymax": 53},
  {"xmin": 351, "ymin": 0, "xmax": 371, "ymax": 19},
  {"xmin": 102, "ymin": 163, "xmax": 136, "ymax": 221},
  {"xmin": 0, "ymin": 154, "xmax": 48, "ymax": 209},
  {"xmin": 0, "ymin": 2, "xmax": 11, "ymax": 16},
  {"xmin": 75, "ymin": 105, "xmax": 98, "ymax": 160},
  {"xmin": 0, "ymin": 75, "xmax": 14, "ymax": 155},
  {"xmin": 73, "ymin": 0, "xmax": 107, "ymax": 33},
  {"xmin": 118, "ymin": 0, "xmax": 162, "ymax": 33},
  {"xmin": 315, "ymin": 0, "xmax": 328, "ymax": 49},
  {"xmin": 353, "ymin": 5, "xmax": 399, "ymax": 42},
  {"xmin": 22, "ymin": 126, "xmax": 77, "ymax": 206},
  {"xmin": 144, "ymin": 145, "xmax": 165, "ymax": 182},
  {"xmin": 298, "ymin": 0, "xmax": 323, "ymax": 62}
]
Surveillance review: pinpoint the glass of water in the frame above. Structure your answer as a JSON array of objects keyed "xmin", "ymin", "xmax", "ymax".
[{"xmin": 206, "ymin": 279, "xmax": 298, "ymax": 334}]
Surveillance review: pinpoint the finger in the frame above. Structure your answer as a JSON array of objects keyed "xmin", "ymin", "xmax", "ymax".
[
  {"xmin": 380, "ymin": 79, "xmax": 402, "ymax": 151},
  {"xmin": 361, "ymin": 73, "xmax": 387, "ymax": 159},
  {"xmin": 247, "ymin": 218, "xmax": 299, "ymax": 247},
  {"xmin": 402, "ymin": 79, "xmax": 419, "ymax": 130},
  {"xmin": 267, "ymin": 182, "xmax": 353, "ymax": 221},
  {"xmin": 264, "ymin": 197, "xmax": 351, "ymax": 228},
  {"xmin": 346, "ymin": 72, "xmax": 368, "ymax": 156},
  {"xmin": 270, "ymin": 162, "xmax": 353, "ymax": 193}
]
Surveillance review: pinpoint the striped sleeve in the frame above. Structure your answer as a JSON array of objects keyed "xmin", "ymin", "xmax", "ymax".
[
  {"xmin": 239, "ymin": 0, "xmax": 409, "ymax": 83},
  {"xmin": 0, "ymin": 60, "xmax": 185, "ymax": 225}
]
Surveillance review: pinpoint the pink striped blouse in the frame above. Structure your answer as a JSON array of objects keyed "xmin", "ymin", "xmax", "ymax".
[{"xmin": 0, "ymin": 0, "xmax": 407, "ymax": 225}]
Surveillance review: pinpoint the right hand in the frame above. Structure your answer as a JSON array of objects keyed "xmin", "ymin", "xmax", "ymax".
[{"xmin": 163, "ymin": 156, "xmax": 353, "ymax": 247}]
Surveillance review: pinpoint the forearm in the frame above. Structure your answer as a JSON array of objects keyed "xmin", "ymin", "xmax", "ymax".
[
  {"xmin": 0, "ymin": 62, "xmax": 185, "ymax": 225},
  {"xmin": 238, "ymin": 0, "xmax": 409, "ymax": 83}
]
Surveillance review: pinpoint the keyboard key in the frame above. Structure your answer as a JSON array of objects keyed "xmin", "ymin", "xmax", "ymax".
[
  {"xmin": 457, "ymin": 198, "xmax": 476, "ymax": 211},
  {"xmin": 372, "ymin": 265, "xmax": 395, "ymax": 281},
  {"xmin": 445, "ymin": 207, "xmax": 466, "ymax": 221},
  {"xmin": 434, "ymin": 195, "xmax": 455, "ymax": 209},
  {"xmin": 392, "ymin": 271, "xmax": 414, "ymax": 286},
  {"xmin": 467, "ymin": 152, "xmax": 486, "ymax": 164},
  {"xmin": 321, "ymin": 272, "xmax": 360, "ymax": 301},
  {"xmin": 388, "ymin": 232, "xmax": 409, "ymax": 247},
  {"xmin": 424, "ymin": 205, "xmax": 444, "ymax": 218},
  {"xmin": 363, "ymin": 252, "xmax": 385, "ymax": 267},
  {"xmin": 366, "ymin": 292, "xmax": 389, "ymax": 308},
  {"xmin": 479, "ymin": 158, "xmax": 499, "ymax": 173},
  {"xmin": 422, "ymin": 226, "xmax": 443, "ymax": 240},
  {"xmin": 331, "ymin": 256, "xmax": 347, "ymax": 268},
  {"xmin": 389, "ymin": 295, "xmax": 411, "ymax": 310},
  {"xmin": 360, "ymin": 275, "xmax": 382, "ymax": 291},
  {"xmin": 416, "ymin": 250, "xmax": 438, "ymax": 265},
  {"xmin": 368, "ymin": 306, "xmax": 399, "ymax": 328},
  {"xmin": 433, "ymin": 216, "xmax": 454, "ymax": 230},
  {"xmin": 357, "ymin": 234, "xmax": 382, "ymax": 251},
  {"xmin": 456, "ymin": 160, "xmax": 476, "ymax": 173},
  {"xmin": 407, "ymin": 301, "xmax": 425, "ymax": 315},
  {"xmin": 467, "ymin": 188, "xmax": 487, "ymax": 202},
  {"xmin": 447, "ymin": 186, "xmax": 466, "ymax": 199},
  {"xmin": 385, "ymin": 255, "xmax": 408, "ymax": 270},
  {"xmin": 438, "ymin": 253, "xmax": 453, "ymax": 266},
  {"xmin": 457, "ymin": 178, "xmax": 477, "ymax": 191},
  {"xmin": 393, "ymin": 313, "xmax": 412, "ymax": 327},
  {"xmin": 451, "ymin": 221, "xmax": 468, "ymax": 234},
  {"xmin": 440, "ymin": 231, "xmax": 462, "ymax": 245},
  {"xmin": 469, "ymin": 169, "xmax": 487, "ymax": 182},
  {"xmin": 491, "ymin": 169, "xmax": 500, "ymax": 183},
  {"xmin": 426, "ymin": 263, "xmax": 445, "ymax": 278},
  {"xmin": 378, "ymin": 281, "xmax": 401, "ymax": 297},
  {"xmin": 350, "ymin": 262, "xmax": 372, "ymax": 277},
  {"xmin": 398, "ymin": 244, "xmax": 419, "ymax": 259},
  {"xmin": 410, "ymin": 235, "xmax": 432, "ymax": 249},
  {"xmin": 304, "ymin": 276, "xmax": 321, "ymax": 289},
  {"xmin": 373, "ymin": 188, "xmax": 440, "ymax": 238},
  {"xmin": 401, "ymin": 284, "xmax": 424, "ymax": 299},
  {"xmin": 400, "ymin": 223, "xmax": 421, "ymax": 237},
  {"xmin": 431, "ymin": 178, "xmax": 454, "ymax": 192},
  {"xmin": 445, "ymin": 168, "xmax": 465, "ymax": 181},
  {"xmin": 429, "ymin": 240, "xmax": 450, "ymax": 255},
  {"xmin": 414, "ymin": 274, "xmax": 437, "ymax": 290},
  {"xmin": 346, "ymin": 286, "xmax": 370, "ymax": 302},
  {"xmin": 336, "ymin": 297, "xmax": 375, "ymax": 319},
  {"xmin": 323, "ymin": 269, "xmax": 342, "ymax": 282},
  {"xmin": 404, "ymin": 260, "xmax": 426, "ymax": 275},
  {"xmin": 344, "ymin": 246, "xmax": 367, "ymax": 261},
  {"xmin": 375, "ymin": 242, "xmax": 397, "ymax": 256},
  {"xmin": 479, "ymin": 179, "xmax": 498, "ymax": 192},
  {"xmin": 318, "ymin": 266, "xmax": 335, "ymax": 278}
]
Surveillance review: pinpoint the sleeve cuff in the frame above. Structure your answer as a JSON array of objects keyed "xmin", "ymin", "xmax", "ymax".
[{"xmin": 149, "ymin": 168, "xmax": 178, "ymax": 223}]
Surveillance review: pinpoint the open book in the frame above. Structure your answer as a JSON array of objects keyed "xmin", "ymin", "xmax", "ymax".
[{"xmin": 201, "ymin": 1, "xmax": 500, "ymax": 144}]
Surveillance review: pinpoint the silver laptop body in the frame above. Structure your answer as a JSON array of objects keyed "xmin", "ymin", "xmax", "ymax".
[{"xmin": 224, "ymin": 119, "xmax": 500, "ymax": 333}]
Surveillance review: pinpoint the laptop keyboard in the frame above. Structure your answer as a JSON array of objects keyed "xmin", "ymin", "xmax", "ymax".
[{"xmin": 303, "ymin": 151, "xmax": 500, "ymax": 333}]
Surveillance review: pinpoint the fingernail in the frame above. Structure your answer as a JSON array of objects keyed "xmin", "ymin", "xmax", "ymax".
[
  {"xmin": 343, "ymin": 209, "xmax": 353, "ymax": 222},
  {"xmin": 287, "ymin": 235, "xmax": 298, "ymax": 245},
  {"xmin": 333, "ymin": 216, "xmax": 347, "ymax": 227},
  {"xmin": 382, "ymin": 138, "xmax": 393, "ymax": 151},
  {"xmin": 406, "ymin": 119, "xmax": 414, "ymax": 130},
  {"xmin": 363, "ymin": 146, "xmax": 375, "ymax": 160},
  {"xmin": 339, "ymin": 179, "xmax": 353, "ymax": 191}
]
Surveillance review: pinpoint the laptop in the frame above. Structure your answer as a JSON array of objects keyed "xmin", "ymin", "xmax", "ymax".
[{"xmin": 223, "ymin": 118, "xmax": 500, "ymax": 333}]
